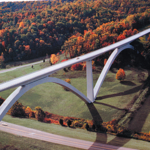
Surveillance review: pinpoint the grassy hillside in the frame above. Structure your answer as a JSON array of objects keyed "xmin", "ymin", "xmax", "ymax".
[
  {"xmin": 1, "ymin": 60, "xmax": 150, "ymax": 149},
  {"xmin": 2, "ymin": 115, "xmax": 150, "ymax": 150},
  {"xmin": 0, "ymin": 60, "xmax": 148, "ymax": 124}
]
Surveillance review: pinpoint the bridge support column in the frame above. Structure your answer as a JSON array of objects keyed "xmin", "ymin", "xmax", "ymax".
[
  {"xmin": 94, "ymin": 44, "xmax": 134, "ymax": 100},
  {"xmin": 86, "ymin": 60, "xmax": 94, "ymax": 102}
]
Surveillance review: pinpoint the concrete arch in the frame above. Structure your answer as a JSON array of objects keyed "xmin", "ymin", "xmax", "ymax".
[
  {"xmin": 0, "ymin": 77, "xmax": 91, "ymax": 121},
  {"xmin": 94, "ymin": 44, "xmax": 134, "ymax": 99}
]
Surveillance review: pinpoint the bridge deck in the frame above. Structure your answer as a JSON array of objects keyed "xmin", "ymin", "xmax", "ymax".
[{"xmin": 0, "ymin": 28, "xmax": 150, "ymax": 92}]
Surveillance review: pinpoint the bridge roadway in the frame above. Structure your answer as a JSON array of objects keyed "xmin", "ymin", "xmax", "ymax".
[{"xmin": 0, "ymin": 28, "xmax": 150, "ymax": 121}]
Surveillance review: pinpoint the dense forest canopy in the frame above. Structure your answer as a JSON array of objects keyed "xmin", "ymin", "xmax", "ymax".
[{"xmin": 0, "ymin": 0, "xmax": 150, "ymax": 68}]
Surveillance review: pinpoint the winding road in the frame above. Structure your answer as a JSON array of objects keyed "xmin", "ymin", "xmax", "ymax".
[{"xmin": 0, "ymin": 121, "xmax": 137, "ymax": 150}]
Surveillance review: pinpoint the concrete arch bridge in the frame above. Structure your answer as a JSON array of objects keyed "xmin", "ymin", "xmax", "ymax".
[{"xmin": 0, "ymin": 28, "xmax": 150, "ymax": 121}]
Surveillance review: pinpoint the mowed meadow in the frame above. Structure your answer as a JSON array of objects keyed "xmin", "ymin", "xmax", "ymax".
[
  {"xmin": 0, "ymin": 58, "xmax": 148, "ymax": 124},
  {"xmin": 1, "ymin": 0, "xmax": 150, "ymax": 149}
]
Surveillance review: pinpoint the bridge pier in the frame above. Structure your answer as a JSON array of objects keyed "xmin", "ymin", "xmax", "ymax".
[
  {"xmin": 86, "ymin": 60, "xmax": 94, "ymax": 103},
  {"xmin": 94, "ymin": 44, "xmax": 134, "ymax": 100}
]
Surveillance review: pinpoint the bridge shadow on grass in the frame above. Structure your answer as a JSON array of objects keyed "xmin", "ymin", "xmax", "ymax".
[
  {"xmin": 96, "ymin": 85, "xmax": 142, "ymax": 100},
  {"xmin": 86, "ymin": 103, "xmax": 103, "ymax": 124},
  {"xmin": 94, "ymin": 101, "xmax": 128, "ymax": 111},
  {"xmin": 86, "ymin": 103, "xmax": 107, "ymax": 149},
  {"xmin": 128, "ymin": 95, "xmax": 150, "ymax": 133},
  {"xmin": 87, "ymin": 103, "xmax": 131, "ymax": 150},
  {"xmin": 120, "ymin": 81, "xmax": 136, "ymax": 86},
  {"xmin": 128, "ymin": 72, "xmax": 150, "ymax": 133}
]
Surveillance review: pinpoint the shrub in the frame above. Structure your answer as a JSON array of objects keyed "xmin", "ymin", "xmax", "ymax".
[
  {"xmin": 71, "ymin": 63, "xmax": 83, "ymax": 70},
  {"xmin": 61, "ymin": 59, "xmax": 68, "ymax": 62},
  {"xmin": 35, "ymin": 106, "xmax": 45, "ymax": 122},
  {"xmin": 72, "ymin": 120, "xmax": 83, "ymax": 128},
  {"xmin": 50, "ymin": 119, "xmax": 59, "ymax": 124},
  {"xmin": 0, "ymin": 96, "xmax": 5, "ymax": 105},
  {"xmin": 43, "ymin": 118, "xmax": 51, "ymax": 123},
  {"xmin": 67, "ymin": 120, "xmax": 72, "ymax": 127},
  {"xmin": 25, "ymin": 106, "xmax": 34, "ymax": 118},
  {"xmin": 86, "ymin": 120, "xmax": 94, "ymax": 128},
  {"xmin": 64, "ymin": 78, "xmax": 71, "ymax": 84},
  {"xmin": 117, "ymin": 126, "xmax": 132, "ymax": 137},
  {"xmin": 59, "ymin": 119, "xmax": 63, "ymax": 126},
  {"xmin": 63, "ymin": 79, "xmax": 71, "ymax": 91},
  {"xmin": 81, "ymin": 123, "xmax": 87, "ymax": 129},
  {"xmin": 45, "ymin": 111, "xmax": 52, "ymax": 118},
  {"xmin": 85, "ymin": 123, "xmax": 89, "ymax": 130},
  {"xmin": 10, "ymin": 101, "xmax": 26, "ymax": 118},
  {"xmin": 116, "ymin": 68, "xmax": 126, "ymax": 81},
  {"xmin": 50, "ymin": 54, "xmax": 60, "ymax": 65},
  {"xmin": 104, "ymin": 58, "xmax": 107, "ymax": 65}
]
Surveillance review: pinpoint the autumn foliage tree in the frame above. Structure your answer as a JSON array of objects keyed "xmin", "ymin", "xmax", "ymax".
[
  {"xmin": 0, "ymin": 0, "xmax": 150, "ymax": 67},
  {"xmin": 25, "ymin": 106, "xmax": 34, "ymax": 118},
  {"xmin": 0, "ymin": 53, "xmax": 5, "ymax": 68},
  {"xmin": 50, "ymin": 54, "xmax": 60, "ymax": 65},
  {"xmin": 104, "ymin": 59, "xmax": 107, "ymax": 65},
  {"xmin": 63, "ymin": 79, "xmax": 71, "ymax": 91},
  {"xmin": 10, "ymin": 101, "xmax": 26, "ymax": 117},
  {"xmin": 116, "ymin": 68, "xmax": 126, "ymax": 81},
  {"xmin": 35, "ymin": 106, "xmax": 45, "ymax": 122}
]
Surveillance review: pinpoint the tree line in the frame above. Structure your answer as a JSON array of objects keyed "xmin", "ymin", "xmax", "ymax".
[{"xmin": 0, "ymin": 0, "xmax": 150, "ymax": 68}]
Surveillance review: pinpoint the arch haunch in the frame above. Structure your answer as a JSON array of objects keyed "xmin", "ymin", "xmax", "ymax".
[
  {"xmin": 94, "ymin": 44, "xmax": 134, "ymax": 99},
  {"xmin": 0, "ymin": 77, "xmax": 91, "ymax": 121}
]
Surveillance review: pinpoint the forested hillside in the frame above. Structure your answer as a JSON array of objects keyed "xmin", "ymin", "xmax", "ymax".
[{"xmin": 0, "ymin": 0, "xmax": 150, "ymax": 67}]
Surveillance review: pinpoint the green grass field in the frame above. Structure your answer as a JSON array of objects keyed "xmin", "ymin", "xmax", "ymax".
[
  {"xmin": 0, "ymin": 60, "xmax": 150, "ymax": 149},
  {"xmin": 2, "ymin": 115, "xmax": 150, "ymax": 150},
  {"xmin": 0, "ymin": 60, "xmax": 148, "ymax": 123},
  {"xmin": 0, "ymin": 129, "xmax": 80, "ymax": 150}
]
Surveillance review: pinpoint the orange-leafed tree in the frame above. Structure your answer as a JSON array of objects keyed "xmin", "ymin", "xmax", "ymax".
[
  {"xmin": 117, "ymin": 34, "xmax": 126, "ymax": 41},
  {"xmin": 35, "ymin": 106, "xmax": 45, "ymax": 122},
  {"xmin": 2, "ymin": 41, "xmax": 5, "ymax": 49},
  {"xmin": 0, "ymin": 53, "xmax": 5, "ymax": 68},
  {"xmin": 50, "ymin": 54, "xmax": 60, "ymax": 65},
  {"xmin": 104, "ymin": 58, "xmax": 107, "ymax": 65},
  {"xmin": 24, "ymin": 45, "xmax": 31, "ymax": 54},
  {"xmin": 71, "ymin": 63, "xmax": 83, "ymax": 71},
  {"xmin": 25, "ymin": 106, "xmax": 34, "ymax": 118},
  {"xmin": 63, "ymin": 78, "xmax": 71, "ymax": 91},
  {"xmin": 116, "ymin": 68, "xmax": 126, "ymax": 81},
  {"xmin": 19, "ymin": 22, "xmax": 24, "ymax": 28}
]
